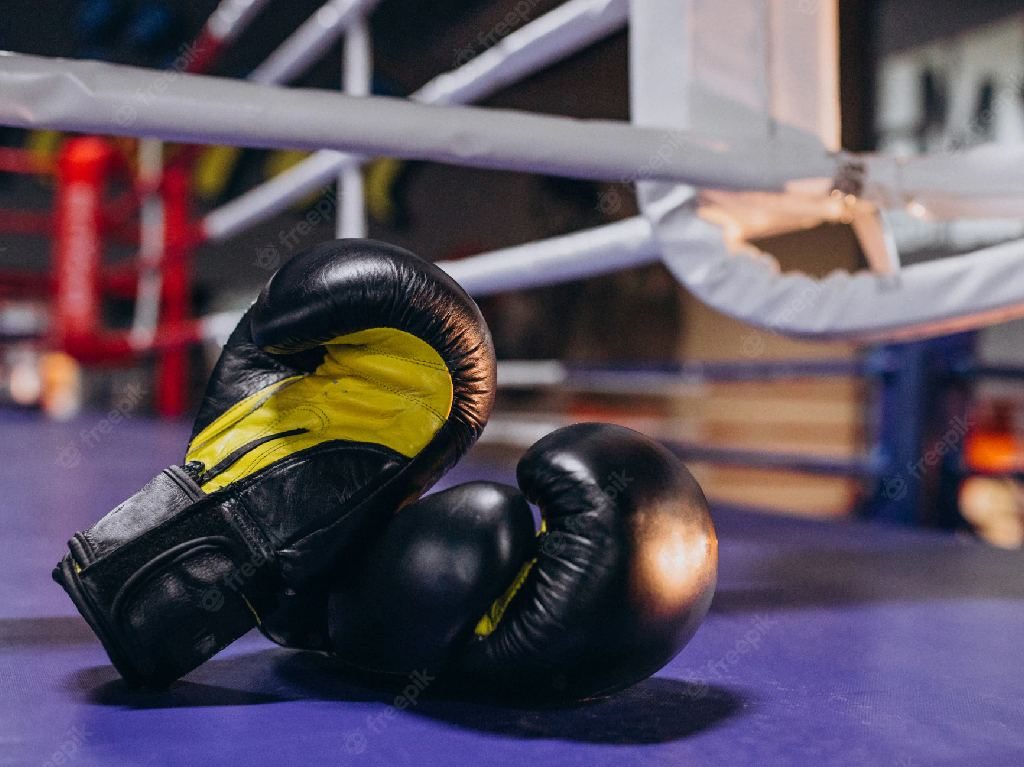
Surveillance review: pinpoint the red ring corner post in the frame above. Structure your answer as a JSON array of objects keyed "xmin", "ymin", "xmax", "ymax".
[
  {"xmin": 52, "ymin": 137, "xmax": 113, "ymax": 362},
  {"xmin": 155, "ymin": 165, "xmax": 192, "ymax": 419},
  {"xmin": 51, "ymin": 136, "xmax": 198, "ymax": 418}
]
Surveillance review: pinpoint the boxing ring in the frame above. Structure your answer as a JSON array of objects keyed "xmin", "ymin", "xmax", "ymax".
[
  {"xmin": 3, "ymin": 0, "xmax": 1024, "ymax": 763},
  {"xmin": 3, "ymin": 412, "xmax": 1024, "ymax": 766}
]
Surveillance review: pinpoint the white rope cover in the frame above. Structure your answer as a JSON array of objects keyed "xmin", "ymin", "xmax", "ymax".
[
  {"xmin": 0, "ymin": 53, "xmax": 834, "ymax": 188},
  {"xmin": 206, "ymin": 0, "xmax": 273, "ymax": 45},
  {"xmin": 647, "ymin": 186, "xmax": 1024, "ymax": 341},
  {"xmin": 437, "ymin": 216, "xmax": 658, "ymax": 297}
]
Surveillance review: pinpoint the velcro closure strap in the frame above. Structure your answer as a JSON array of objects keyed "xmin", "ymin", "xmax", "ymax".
[{"xmin": 56, "ymin": 471, "xmax": 280, "ymax": 686}]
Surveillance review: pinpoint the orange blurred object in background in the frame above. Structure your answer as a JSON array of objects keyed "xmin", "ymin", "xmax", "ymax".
[
  {"xmin": 961, "ymin": 399, "xmax": 1024, "ymax": 548},
  {"xmin": 964, "ymin": 398, "xmax": 1024, "ymax": 474}
]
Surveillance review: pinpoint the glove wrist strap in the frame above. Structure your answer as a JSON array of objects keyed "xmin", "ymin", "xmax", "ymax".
[{"xmin": 53, "ymin": 467, "xmax": 279, "ymax": 687}]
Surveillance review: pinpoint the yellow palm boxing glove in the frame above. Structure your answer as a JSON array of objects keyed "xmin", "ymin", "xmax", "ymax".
[{"xmin": 53, "ymin": 239, "xmax": 495, "ymax": 686}]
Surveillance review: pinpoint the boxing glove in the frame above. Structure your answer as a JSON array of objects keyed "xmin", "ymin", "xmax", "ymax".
[
  {"xmin": 52, "ymin": 239, "xmax": 495, "ymax": 687},
  {"xmin": 328, "ymin": 423, "xmax": 718, "ymax": 701}
]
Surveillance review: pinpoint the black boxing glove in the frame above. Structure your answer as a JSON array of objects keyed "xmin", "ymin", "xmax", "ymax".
[
  {"xmin": 52, "ymin": 239, "xmax": 495, "ymax": 686},
  {"xmin": 328, "ymin": 482, "xmax": 535, "ymax": 675},
  {"xmin": 327, "ymin": 423, "xmax": 718, "ymax": 701}
]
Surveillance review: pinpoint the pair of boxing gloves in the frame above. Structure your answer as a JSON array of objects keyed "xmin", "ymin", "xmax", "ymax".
[{"xmin": 53, "ymin": 240, "xmax": 717, "ymax": 701}]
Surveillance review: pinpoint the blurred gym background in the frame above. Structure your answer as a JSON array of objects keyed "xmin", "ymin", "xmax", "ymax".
[{"xmin": 2, "ymin": 0, "xmax": 1023, "ymax": 545}]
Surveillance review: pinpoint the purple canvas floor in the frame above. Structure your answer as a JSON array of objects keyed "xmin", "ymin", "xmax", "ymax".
[{"xmin": 3, "ymin": 411, "xmax": 1024, "ymax": 766}]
